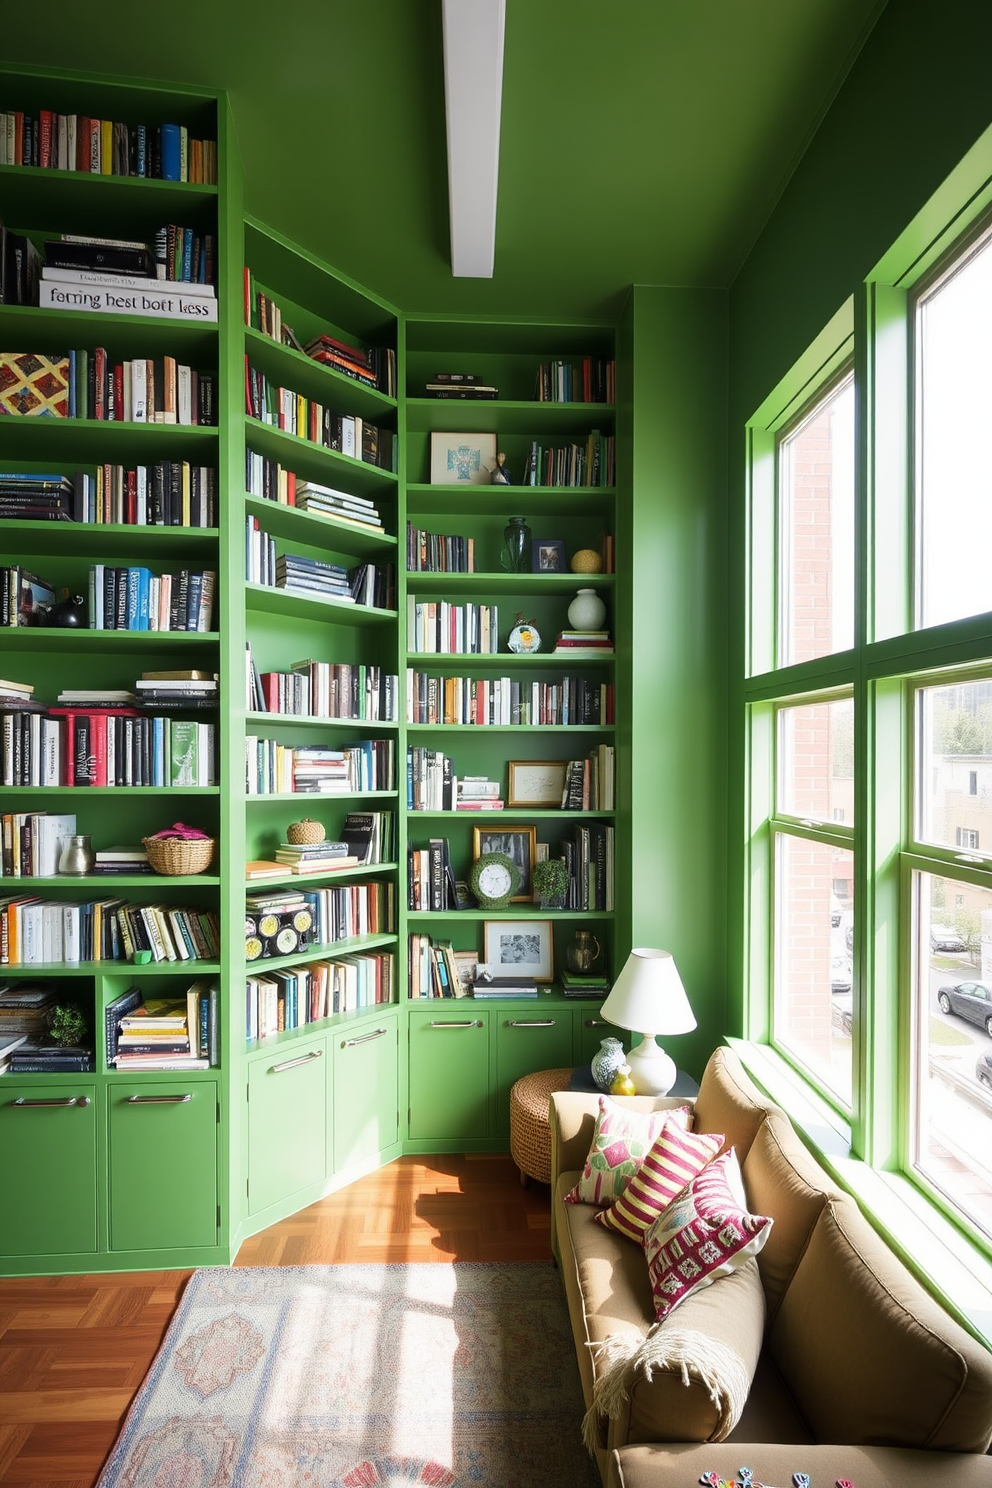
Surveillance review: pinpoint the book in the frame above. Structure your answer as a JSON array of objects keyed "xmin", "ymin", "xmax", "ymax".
[
  {"xmin": 0, "ymin": 353, "xmax": 70, "ymax": 416},
  {"xmin": 38, "ymin": 279, "xmax": 218, "ymax": 321},
  {"xmin": 41, "ymin": 265, "xmax": 216, "ymax": 297}
]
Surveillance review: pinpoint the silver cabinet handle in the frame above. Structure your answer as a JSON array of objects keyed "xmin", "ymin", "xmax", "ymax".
[
  {"xmin": 585, "ymin": 1018, "xmax": 610, "ymax": 1028},
  {"xmin": 126, "ymin": 1093, "xmax": 192, "ymax": 1104},
  {"xmin": 12, "ymin": 1096, "xmax": 90, "ymax": 1108},
  {"xmin": 507, "ymin": 1019, "xmax": 557, "ymax": 1028},
  {"xmin": 430, "ymin": 1020, "xmax": 483, "ymax": 1029},
  {"xmin": 341, "ymin": 1028, "xmax": 388, "ymax": 1048},
  {"xmin": 271, "ymin": 1050, "xmax": 324, "ymax": 1073}
]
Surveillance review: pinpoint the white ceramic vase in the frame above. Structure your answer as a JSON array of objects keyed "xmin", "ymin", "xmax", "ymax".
[{"xmin": 567, "ymin": 587, "xmax": 607, "ymax": 630}]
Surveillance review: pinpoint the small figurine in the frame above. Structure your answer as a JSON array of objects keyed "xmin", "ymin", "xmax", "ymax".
[{"xmin": 490, "ymin": 452, "xmax": 512, "ymax": 484}]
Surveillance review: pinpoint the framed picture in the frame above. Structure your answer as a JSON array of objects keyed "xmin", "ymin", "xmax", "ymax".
[
  {"xmin": 508, "ymin": 760, "xmax": 567, "ymax": 809},
  {"xmin": 452, "ymin": 949, "xmax": 478, "ymax": 997},
  {"xmin": 484, "ymin": 918, "xmax": 554, "ymax": 983},
  {"xmin": 430, "ymin": 431, "xmax": 497, "ymax": 486},
  {"xmin": 532, "ymin": 538, "xmax": 566, "ymax": 573},
  {"xmin": 472, "ymin": 824, "xmax": 538, "ymax": 901}
]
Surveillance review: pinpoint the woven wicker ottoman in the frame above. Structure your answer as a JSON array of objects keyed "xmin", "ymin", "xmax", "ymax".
[{"xmin": 509, "ymin": 1067, "xmax": 573, "ymax": 1187}]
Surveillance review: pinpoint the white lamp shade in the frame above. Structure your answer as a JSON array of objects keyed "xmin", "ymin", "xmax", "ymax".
[{"xmin": 600, "ymin": 948, "xmax": 696, "ymax": 1037}]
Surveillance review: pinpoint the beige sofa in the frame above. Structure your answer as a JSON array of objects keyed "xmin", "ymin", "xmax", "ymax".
[{"xmin": 550, "ymin": 1046, "xmax": 992, "ymax": 1487}]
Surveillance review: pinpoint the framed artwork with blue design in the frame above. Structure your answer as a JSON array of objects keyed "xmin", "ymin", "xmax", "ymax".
[{"xmin": 430, "ymin": 431, "xmax": 497, "ymax": 485}]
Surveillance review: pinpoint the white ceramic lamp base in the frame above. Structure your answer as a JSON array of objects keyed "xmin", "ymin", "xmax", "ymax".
[{"xmin": 625, "ymin": 1034, "xmax": 677, "ymax": 1096}]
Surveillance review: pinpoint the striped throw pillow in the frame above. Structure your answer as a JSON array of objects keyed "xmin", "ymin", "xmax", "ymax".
[
  {"xmin": 563, "ymin": 1099, "xmax": 693, "ymax": 1207},
  {"xmin": 594, "ymin": 1124, "xmax": 724, "ymax": 1241}
]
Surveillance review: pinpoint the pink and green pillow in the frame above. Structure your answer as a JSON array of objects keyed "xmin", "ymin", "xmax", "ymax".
[
  {"xmin": 594, "ymin": 1123, "xmax": 724, "ymax": 1241},
  {"xmin": 563, "ymin": 1097, "xmax": 692, "ymax": 1208}
]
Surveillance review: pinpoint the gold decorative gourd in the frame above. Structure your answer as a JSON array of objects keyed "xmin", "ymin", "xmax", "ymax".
[
  {"xmin": 570, "ymin": 548, "xmax": 603, "ymax": 575},
  {"xmin": 286, "ymin": 817, "xmax": 325, "ymax": 845}
]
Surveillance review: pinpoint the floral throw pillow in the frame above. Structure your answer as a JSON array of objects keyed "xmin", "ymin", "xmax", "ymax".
[
  {"xmin": 563, "ymin": 1098, "xmax": 692, "ymax": 1207},
  {"xmin": 643, "ymin": 1149, "xmax": 773, "ymax": 1322},
  {"xmin": 593, "ymin": 1123, "xmax": 724, "ymax": 1242}
]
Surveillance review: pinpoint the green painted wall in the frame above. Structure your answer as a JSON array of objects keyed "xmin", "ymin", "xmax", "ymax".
[{"xmin": 622, "ymin": 287, "xmax": 729, "ymax": 1076}]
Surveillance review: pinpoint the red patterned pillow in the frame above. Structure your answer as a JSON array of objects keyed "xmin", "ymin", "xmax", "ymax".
[
  {"xmin": 563, "ymin": 1098, "xmax": 692, "ymax": 1207},
  {"xmin": 643, "ymin": 1150, "xmax": 773, "ymax": 1321},
  {"xmin": 593, "ymin": 1124, "xmax": 724, "ymax": 1241}
]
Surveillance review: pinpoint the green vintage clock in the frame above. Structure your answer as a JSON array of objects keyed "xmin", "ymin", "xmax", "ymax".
[{"xmin": 470, "ymin": 851, "xmax": 522, "ymax": 909}]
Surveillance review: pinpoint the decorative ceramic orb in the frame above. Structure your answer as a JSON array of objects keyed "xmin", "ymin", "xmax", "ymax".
[
  {"xmin": 570, "ymin": 548, "xmax": 603, "ymax": 575},
  {"xmin": 286, "ymin": 817, "xmax": 325, "ymax": 845},
  {"xmin": 567, "ymin": 587, "xmax": 607, "ymax": 631}
]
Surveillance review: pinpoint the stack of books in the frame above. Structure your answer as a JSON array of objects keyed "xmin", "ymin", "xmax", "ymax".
[
  {"xmin": 304, "ymin": 332, "xmax": 380, "ymax": 391},
  {"xmin": 0, "ymin": 677, "xmax": 37, "ymax": 710},
  {"xmin": 553, "ymin": 628, "xmax": 615, "ymax": 657},
  {"xmin": 560, "ymin": 970, "xmax": 610, "ymax": 998},
  {"xmin": 112, "ymin": 991, "xmax": 212, "ymax": 1070},
  {"xmin": 0, "ymin": 472, "xmax": 74, "ymax": 521},
  {"xmin": 7, "ymin": 1041, "xmax": 93, "ymax": 1073},
  {"xmin": 275, "ymin": 552, "xmax": 354, "ymax": 604},
  {"xmin": 0, "ymin": 1030, "xmax": 27, "ymax": 1074},
  {"xmin": 38, "ymin": 233, "xmax": 218, "ymax": 321},
  {"xmin": 457, "ymin": 777, "xmax": 503, "ymax": 810},
  {"xmin": 134, "ymin": 672, "xmax": 218, "ymax": 711},
  {"xmin": 471, "ymin": 974, "xmax": 538, "ymax": 999},
  {"xmin": 273, "ymin": 840, "xmax": 359, "ymax": 875},
  {"xmin": 0, "ymin": 983, "xmax": 56, "ymax": 1045},
  {"xmin": 295, "ymin": 481, "xmax": 383, "ymax": 532},
  {"xmin": 91, "ymin": 845, "xmax": 152, "ymax": 876},
  {"xmin": 425, "ymin": 372, "xmax": 498, "ymax": 400}
]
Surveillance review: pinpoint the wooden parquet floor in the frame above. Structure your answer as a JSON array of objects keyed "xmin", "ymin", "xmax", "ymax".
[{"xmin": 0, "ymin": 1156, "xmax": 551, "ymax": 1487}]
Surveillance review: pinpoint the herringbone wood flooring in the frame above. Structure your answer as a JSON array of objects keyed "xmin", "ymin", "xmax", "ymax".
[{"xmin": 0, "ymin": 1155, "xmax": 551, "ymax": 1487}]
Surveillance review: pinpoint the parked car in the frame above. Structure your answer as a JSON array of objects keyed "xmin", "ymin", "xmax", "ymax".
[
  {"xmin": 930, "ymin": 925, "xmax": 968, "ymax": 953},
  {"xmin": 937, "ymin": 980, "xmax": 992, "ymax": 1036},
  {"xmin": 831, "ymin": 956, "xmax": 852, "ymax": 993},
  {"xmin": 977, "ymin": 1050, "xmax": 992, "ymax": 1092}
]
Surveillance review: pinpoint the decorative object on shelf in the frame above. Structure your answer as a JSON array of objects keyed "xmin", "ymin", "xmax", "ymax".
[
  {"xmin": 286, "ymin": 817, "xmax": 325, "ymax": 845},
  {"xmin": 570, "ymin": 548, "xmax": 604, "ymax": 575},
  {"xmin": 507, "ymin": 614, "xmax": 541, "ymax": 654},
  {"xmin": 142, "ymin": 823, "xmax": 215, "ymax": 876},
  {"xmin": 501, "ymin": 515, "xmax": 532, "ymax": 571},
  {"xmin": 507, "ymin": 759, "xmax": 568, "ymax": 808},
  {"xmin": 566, "ymin": 928, "xmax": 602, "ymax": 974},
  {"xmin": 430, "ymin": 431, "xmax": 497, "ymax": 485},
  {"xmin": 46, "ymin": 1002, "xmax": 88, "ymax": 1048},
  {"xmin": 469, "ymin": 852, "xmax": 522, "ymax": 909},
  {"xmin": 491, "ymin": 452, "xmax": 513, "ymax": 484},
  {"xmin": 473, "ymin": 824, "xmax": 537, "ymax": 901},
  {"xmin": 591, "ymin": 1036, "xmax": 627, "ymax": 1093},
  {"xmin": 533, "ymin": 538, "xmax": 566, "ymax": 573},
  {"xmin": 48, "ymin": 591, "xmax": 87, "ymax": 628},
  {"xmin": 599, "ymin": 947, "xmax": 697, "ymax": 1095},
  {"xmin": 609, "ymin": 1062, "xmax": 636, "ymax": 1097},
  {"xmin": 133, "ymin": 950, "xmax": 153, "ymax": 965},
  {"xmin": 484, "ymin": 916, "xmax": 554, "ymax": 982},
  {"xmin": 58, "ymin": 833, "xmax": 94, "ymax": 876},
  {"xmin": 567, "ymin": 586, "xmax": 607, "ymax": 631},
  {"xmin": 532, "ymin": 857, "xmax": 569, "ymax": 909}
]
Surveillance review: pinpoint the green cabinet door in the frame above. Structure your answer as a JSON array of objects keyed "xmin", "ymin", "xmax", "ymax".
[
  {"xmin": 408, "ymin": 1010, "xmax": 490, "ymax": 1140},
  {"xmin": 247, "ymin": 1037, "xmax": 326, "ymax": 1215},
  {"xmin": 0, "ymin": 1086, "xmax": 98, "ymax": 1257},
  {"xmin": 333, "ymin": 1014, "xmax": 399, "ymax": 1173},
  {"xmin": 108, "ymin": 1082, "xmax": 218, "ymax": 1252},
  {"xmin": 494, "ymin": 1011, "xmax": 576, "ymax": 1136}
]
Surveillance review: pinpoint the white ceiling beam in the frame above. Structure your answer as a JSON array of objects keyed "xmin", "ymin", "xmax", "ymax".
[{"xmin": 441, "ymin": 0, "xmax": 506, "ymax": 278}]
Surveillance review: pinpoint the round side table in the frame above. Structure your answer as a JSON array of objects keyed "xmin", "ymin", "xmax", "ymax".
[{"xmin": 509, "ymin": 1066, "xmax": 573, "ymax": 1188}]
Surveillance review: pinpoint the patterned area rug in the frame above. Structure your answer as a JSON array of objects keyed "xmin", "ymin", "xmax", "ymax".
[{"xmin": 96, "ymin": 1262, "xmax": 600, "ymax": 1487}]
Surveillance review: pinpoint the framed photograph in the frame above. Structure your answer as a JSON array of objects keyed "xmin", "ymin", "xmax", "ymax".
[
  {"xmin": 430, "ymin": 431, "xmax": 497, "ymax": 486},
  {"xmin": 508, "ymin": 760, "xmax": 567, "ymax": 809},
  {"xmin": 532, "ymin": 538, "xmax": 566, "ymax": 573},
  {"xmin": 472, "ymin": 824, "xmax": 538, "ymax": 901},
  {"xmin": 484, "ymin": 918, "xmax": 554, "ymax": 983}
]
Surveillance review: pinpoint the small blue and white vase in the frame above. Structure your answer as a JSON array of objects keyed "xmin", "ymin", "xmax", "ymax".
[{"xmin": 591, "ymin": 1036, "xmax": 626, "ymax": 1093}]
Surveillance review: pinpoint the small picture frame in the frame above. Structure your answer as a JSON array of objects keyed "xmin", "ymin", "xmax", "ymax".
[
  {"xmin": 484, "ymin": 918, "xmax": 554, "ymax": 983},
  {"xmin": 508, "ymin": 760, "xmax": 567, "ymax": 809},
  {"xmin": 430, "ymin": 431, "xmax": 497, "ymax": 486},
  {"xmin": 452, "ymin": 949, "xmax": 478, "ymax": 996},
  {"xmin": 532, "ymin": 538, "xmax": 566, "ymax": 573},
  {"xmin": 472, "ymin": 824, "xmax": 538, "ymax": 901}
]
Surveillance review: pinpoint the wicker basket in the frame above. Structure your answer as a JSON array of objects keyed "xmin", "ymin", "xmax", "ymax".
[{"xmin": 142, "ymin": 835, "xmax": 215, "ymax": 876}]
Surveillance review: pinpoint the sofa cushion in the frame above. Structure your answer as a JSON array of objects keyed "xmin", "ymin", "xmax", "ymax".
[
  {"xmin": 564, "ymin": 1097, "xmax": 692, "ymax": 1207},
  {"xmin": 770, "ymin": 1194, "xmax": 992, "ymax": 1452},
  {"xmin": 692, "ymin": 1045, "xmax": 776, "ymax": 1161},
  {"xmin": 740, "ymin": 1108, "xmax": 840, "ymax": 1325},
  {"xmin": 643, "ymin": 1151, "xmax": 773, "ymax": 1322},
  {"xmin": 595, "ymin": 1123, "xmax": 724, "ymax": 1242},
  {"xmin": 608, "ymin": 1443, "xmax": 992, "ymax": 1488}
]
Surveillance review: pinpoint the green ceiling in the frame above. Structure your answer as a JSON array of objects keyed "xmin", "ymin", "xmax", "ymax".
[{"xmin": 5, "ymin": 0, "xmax": 884, "ymax": 321}]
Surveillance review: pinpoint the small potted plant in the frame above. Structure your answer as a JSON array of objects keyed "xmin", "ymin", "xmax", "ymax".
[
  {"xmin": 46, "ymin": 1002, "xmax": 88, "ymax": 1048},
  {"xmin": 532, "ymin": 857, "xmax": 569, "ymax": 909}
]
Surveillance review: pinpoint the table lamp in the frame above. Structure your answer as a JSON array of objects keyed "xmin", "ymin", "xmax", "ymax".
[{"xmin": 599, "ymin": 948, "xmax": 696, "ymax": 1095}]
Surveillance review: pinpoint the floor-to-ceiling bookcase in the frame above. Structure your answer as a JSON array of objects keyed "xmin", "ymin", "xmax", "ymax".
[{"xmin": 0, "ymin": 65, "xmax": 628, "ymax": 1274}]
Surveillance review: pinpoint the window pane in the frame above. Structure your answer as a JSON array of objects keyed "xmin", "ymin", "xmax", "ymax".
[
  {"xmin": 916, "ymin": 677, "xmax": 992, "ymax": 855},
  {"xmin": 913, "ymin": 872, "xmax": 992, "ymax": 1239},
  {"xmin": 916, "ymin": 230, "xmax": 992, "ymax": 628},
  {"xmin": 778, "ymin": 374, "xmax": 854, "ymax": 666},
  {"xmin": 778, "ymin": 696, "xmax": 854, "ymax": 823},
  {"xmin": 774, "ymin": 833, "xmax": 854, "ymax": 1104}
]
